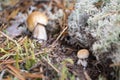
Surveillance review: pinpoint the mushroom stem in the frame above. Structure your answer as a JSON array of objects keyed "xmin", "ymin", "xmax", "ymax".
[
  {"xmin": 33, "ymin": 24, "xmax": 47, "ymax": 43},
  {"xmin": 77, "ymin": 59, "xmax": 88, "ymax": 69}
]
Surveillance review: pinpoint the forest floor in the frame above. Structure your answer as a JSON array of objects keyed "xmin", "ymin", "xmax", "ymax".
[{"xmin": 0, "ymin": 0, "xmax": 116, "ymax": 80}]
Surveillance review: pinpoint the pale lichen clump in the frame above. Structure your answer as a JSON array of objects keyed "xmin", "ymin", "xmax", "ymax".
[
  {"xmin": 68, "ymin": 0, "xmax": 120, "ymax": 62},
  {"xmin": 88, "ymin": 0, "xmax": 120, "ymax": 61},
  {"xmin": 68, "ymin": 0, "xmax": 99, "ymax": 48}
]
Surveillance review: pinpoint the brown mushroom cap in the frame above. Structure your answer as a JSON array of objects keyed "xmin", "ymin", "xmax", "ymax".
[
  {"xmin": 27, "ymin": 11, "xmax": 48, "ymax": 32},
  {"xmin": 77, "ymin": 49, "xmax": 89, "ymax": 59}
]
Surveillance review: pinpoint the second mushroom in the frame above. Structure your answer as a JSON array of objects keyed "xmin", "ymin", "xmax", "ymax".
[{"xmin": 77, "ymin": 49, "xmax": 90, "ymax": 69}]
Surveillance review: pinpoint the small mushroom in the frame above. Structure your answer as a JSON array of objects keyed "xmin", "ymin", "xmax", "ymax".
[
  {"xmin": 27, "ymin": 11, "xmax": 48, "ymax": 43},
  {"xmin": 77, "ymin": 49, "xmax": 89, "ymax": 69}
]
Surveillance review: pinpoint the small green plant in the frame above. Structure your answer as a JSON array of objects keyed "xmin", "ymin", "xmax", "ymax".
[
  {"xmin": 59, "ymin": 58, "xmax": 74, "ymax": 80},
  {"xmin": 23, "ymin": 38, "xmax": 36, "ymax": 70},
  {"xmin": 98, "ymin": 75, "xmax": 107, "ymax": 80}
]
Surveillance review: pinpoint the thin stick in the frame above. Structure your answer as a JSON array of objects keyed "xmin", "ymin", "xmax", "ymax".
[
  {"xmin": 83, "ymin": 70, "xmax": 92, "ymax": 80},
  {"xmin": 6, "ymin": 64, "xmax": 25, "ymax": 80},
  {"xmin": 0, "ymin": 31, "xmax": 20, "ymax": 47},
  {"xmin": 51, "ymin": 26, "xmax": 68, "ymax": 47},
  {"xmin": 42, "ymin": 57, "xmax": 60, "ymax": 73},
  {"xmin": 110, "ymin": 63, "xmax": 120, "ymax": 67},
  {"xmin": 55, "ymin": 26, "xmax": 68, "ymax": 42}
]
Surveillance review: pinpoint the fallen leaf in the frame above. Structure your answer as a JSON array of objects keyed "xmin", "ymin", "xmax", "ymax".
[
  {"xmin": 22, "ymin": 72, "xmax": 44, "ymax": 79},
  {"xmin": 6, "ymin": 12, "xmax": 27, "ymax": 38},
  {"xmin": 1, "ymin": 0, "xmax": 19, "ymax": 7},
  {"xmin": 6, "ymin": 64, "xmax": 25, "ymax": 80},
  {"xmin": 7, "ymin": 8, "xmax": 20, "ymax": 21}
]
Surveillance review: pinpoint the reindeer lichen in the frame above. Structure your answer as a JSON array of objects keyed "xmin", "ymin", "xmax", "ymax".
[{"xmin": 68, "ymin": 0, "xmax": 120, "ymax": 62}]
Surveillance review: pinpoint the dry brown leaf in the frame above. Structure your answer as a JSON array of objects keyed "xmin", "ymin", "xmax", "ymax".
[
  {"xmin": 7, "ymin": 8, "xmax": 20, "ymax": 21},
  {"xmin": 2, "ymin": 76, "xmax": 12, "ymax": 80},
  {"xmin": 53, "ymin": 0, "xmax": 64, "ymax": 9},
  {"xmin": 22, "ymin": 72, "xmax": 44, "ymax": 79},
  {"xmin": 6, "ymin": 64, "xmax": 44, "ymax": 79},
  {"xmin": 6, "ymin": 64, "xmax": 25, "ymax": 80},
  {"xmin": 1, "ymin": 0, "xmax": 19, "ymax": 7},
  {"xmin": 0, "ymin": 60, "xmax": 23, "ymax": 65}
]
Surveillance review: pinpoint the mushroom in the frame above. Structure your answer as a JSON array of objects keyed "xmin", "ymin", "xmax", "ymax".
[
  {"xmin": 77, "ymin": 49, "xmax": 89, "ymax": 69},
  {"xmin": 27, "ymin": 11, "xmax": 48, "ymax": 43}
]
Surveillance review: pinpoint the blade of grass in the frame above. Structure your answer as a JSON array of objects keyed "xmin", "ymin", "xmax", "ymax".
[{"xmin": 0, "ymin": 31, "xmax": 21, "ymax": 68}]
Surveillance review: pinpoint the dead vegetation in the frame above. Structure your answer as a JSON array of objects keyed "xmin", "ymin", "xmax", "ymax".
[{"xmin": 0, "ymin": 0, "xmax": 118, "ymax": 80}]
